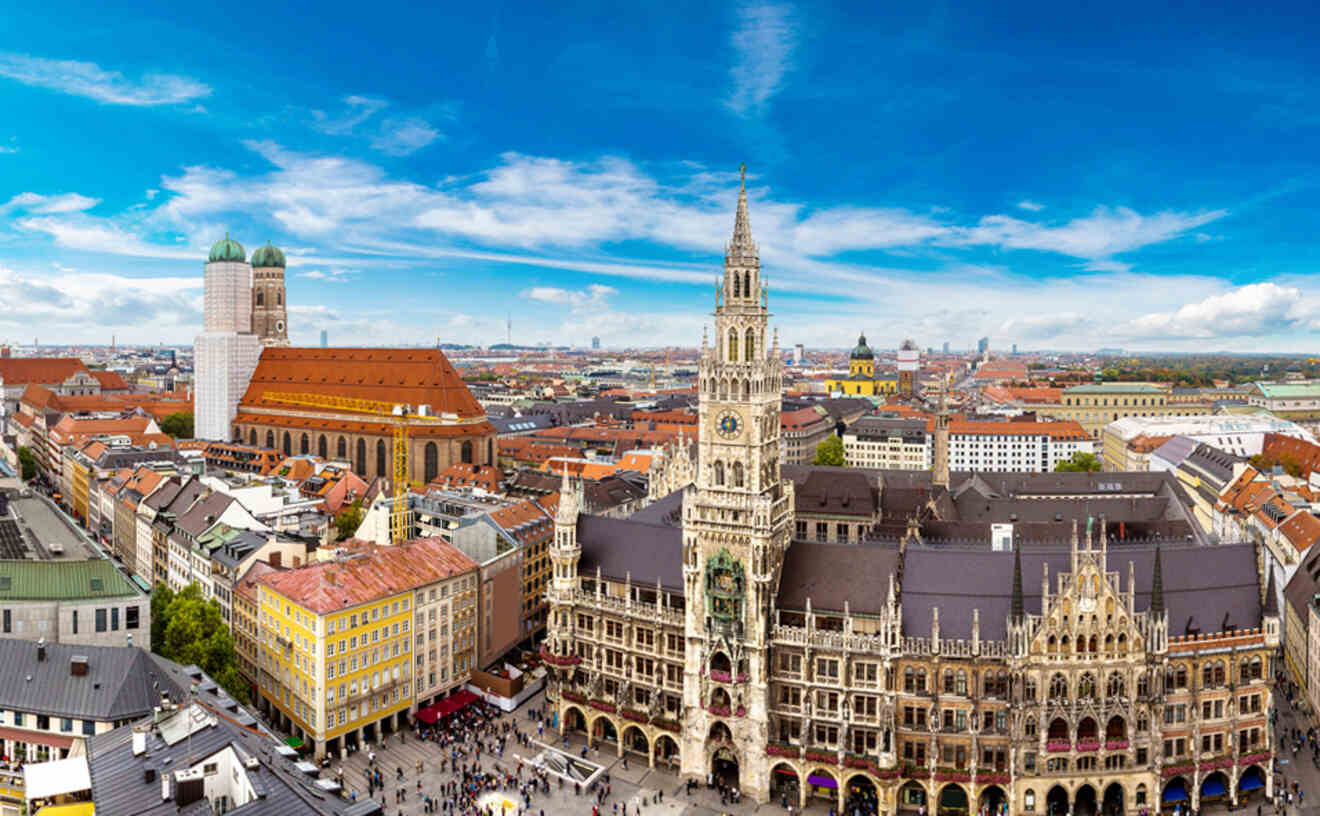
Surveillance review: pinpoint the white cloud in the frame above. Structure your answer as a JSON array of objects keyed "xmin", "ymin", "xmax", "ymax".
[
  {"xmin": 1113, "ymin": 282, "xmax": 1313, "ymax": 339},
  {"xmin": 0, "ymin": 192, "xmax": 99, "ymax": 214},
  {"xmin": 1017, "ymin": 200, "xmax": 1045, "ymax": 212},
  {"xmin": 15, "ymin": 216, "xmax": 197, "ymax": 259},
  {"xmin": 0, "ymin": 265, "xmax": 202, "ymax": 334},
  {"xmin": 311, "ymin": 95, "xmax": 389, "ymax": 135},
  {"xmin": 950, "ymin": 206, "xmax": 1228, "ymax": 271},
  {"xmin": 726, "ymin": 3, "xmax": 798, "ymax": 116},
  {"xmin": 371, "ymin": 117, "xmax": 441, "ymax": 156},
  {"xmin": 0, "ymin": 145, "xmax": 17, "ymax": 155},
  {"xmin": 522, "ymin": 284, "xmax": 618, "ymax": 311},
  {"xmin": 0, "ymin": 52, "xmax": 210, "ymax": 106},
  {"xmin": 296, "ymin": 268, "xmax": 356, "ymax": 281},
  {"xmin": 997, "ymin": 311, "xmax": 1090, "ymax": 339}
]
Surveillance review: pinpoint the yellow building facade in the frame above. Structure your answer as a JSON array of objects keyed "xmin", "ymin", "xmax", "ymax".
[
  {"xmin": 1035, "ymin": 383, "xmax": 1208, "ymax": 439},
  {"xmin": 825, "ymin": 334, "xmax": 898, "ymax": 396}
]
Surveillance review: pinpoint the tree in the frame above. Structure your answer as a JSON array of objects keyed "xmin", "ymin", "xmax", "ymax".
[
  {"xmin": 1055, "ymin": 452, "xmax": 1102, "ymax": 473},
  {"xmin": 813, "ymin": 434, "xmax": 845, "ymax": 466},
  {"xmin": 151, "ymin": 582, "xmax": 246, "ymax": 699},
  {"xmin": 16, "ymin": 446, "xmax": 36, "ymax": 481},
  {"xmin": 334, "ymin": 499, "xmax": 365, "ymax": 541},
  {"xmin": 160, "ymin": 411, "xmax": 194, "ymax": 439}
]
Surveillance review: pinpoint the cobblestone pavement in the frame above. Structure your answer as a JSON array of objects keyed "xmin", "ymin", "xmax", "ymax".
[{"xmin": 329, "ymin": 690, "xmax": 837, "ymax": 816}]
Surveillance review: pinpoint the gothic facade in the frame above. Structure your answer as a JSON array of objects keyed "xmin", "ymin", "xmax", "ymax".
[{"xmin": 540, "ymin": 175, "xmax": 1277, "ymax": 816}]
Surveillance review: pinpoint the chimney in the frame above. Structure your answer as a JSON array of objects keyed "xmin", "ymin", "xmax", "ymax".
[
  {"xmin": 36, "ymin": 638, "xmax": 46, "ymax": 662},
  {"xmin": 132, "ymin": 726, "xmax": 148, "ymax": 756},
  {"xmin": 71, "ymin": 655, "xmax": 89, "ymax": 676}
]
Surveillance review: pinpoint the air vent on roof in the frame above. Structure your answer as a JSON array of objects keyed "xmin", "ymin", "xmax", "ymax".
[{"xmin": 89, "ymin": 577, "xmax": 103, "ymax": 592}]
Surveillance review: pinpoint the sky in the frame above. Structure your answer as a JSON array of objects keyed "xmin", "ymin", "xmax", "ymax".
[{"xmin": 1, "ymin": 1, "xmax": 1319, "ymax": 352}]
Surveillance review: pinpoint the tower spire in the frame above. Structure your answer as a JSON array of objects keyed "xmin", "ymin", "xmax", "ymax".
[
  {"xmin": 1150, "ymin": 545, "xmax": 1165, "ymax": 616},
  {"xmin": 729, "ymin": 163, "xmax": 755, "ymax": 257},
  {"xmin": 1010, "ymin": 544, "xmax": 1025, "ymax": 622}
]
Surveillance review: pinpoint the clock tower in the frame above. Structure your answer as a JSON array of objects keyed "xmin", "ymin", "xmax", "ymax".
[{"xmin": 680, "ymin": 167, "xmax": 793, "ymax": 800}]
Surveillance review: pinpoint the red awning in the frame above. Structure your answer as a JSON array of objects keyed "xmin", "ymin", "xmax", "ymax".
[
  {"xmin": 415, "ymin": 690, "xmax": 479, "ymax": 724},
  {"xmin": 0, "ymin": 726, "xmax": 74, "ymax": 750}
]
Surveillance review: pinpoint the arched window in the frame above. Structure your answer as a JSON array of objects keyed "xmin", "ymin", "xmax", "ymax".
[
  {"xmin": 744, "ymin": 328, "xmax": 756, "ymax": 362},
  {"xmin": 487, "ymin": 439, "xmax": 493, "ymax": 464},
  {"xmin": 732, "ymin": 462, "xmax": 744, "ymax": 488},
  {"xmin": 1106, "ymin": 672, "xmax": 1125, "ymax": 698},
  {"xmin": 1025, "ymin": 717, "xmax": 1037, "ymax": 737},
  {"xmin": 266, "ymin": 430, "xmax": 275, "ymax": 449},
  {"xmin": 300, "ymin": 433, "xmax": 309, "ymax": 455},
  {"xmin": 1049, "ymin": 673, "xmax": 1068, "ymax": 700},
  {"xmin": 460, "ymin": 440, "xmax": 473, "ymax": 465},
  {"xmin": 318, "ymin": 435, "xmax": 327, "ymax": 458},
  {"xmin": 741, "ymin": 379, "xmax": 749, "ymax": 400},
  {"xmin": 337, "ymin": 436, "xmax": 347, "ymax": 459},
  {"xmin": 256, "ymin": 290, "xmax": 264, "ymax": 306},
  {"xmin": 956, "ymin": 670, "xmax": 968, "ymax": 696},
  {"xmin": 733, "ymin": 272, "xmax": 741, "ymax": 298},
  {"xmin": 249, "ymin": 429, "xmax": 257, "ymax": 446},
  {"xmin": 728, "ymin": 330, "xmax": 739, "ymax": 363},
  {"xmin": 276, "ymin": 291, "xmax": 282, "ymax": 305},
  {"xmin": 283, "ymin": 431, "xmax": 292, "ymax": 456},
  {"xmin": 356, "ymin": 439, "xmax": 366, "ymax": 475},
  {"xmin": 714, "ymin": 461, "xmax": 725, "ymax": 485},
  {"xmin": 376, "ymin": 440, "xmax": 387, "ymax": 478},
  {"xmin": 719, "ymin": 380, "xmax": 729, "ymax": 400},
  {"xmin": 424, "ymin": 442, "xmax": 439, "ymax": 483},
  {"xmin": 1079, "ymin": 673, "xmax": 1096, "ymax": 699},
  {"xmin": 943, "ymin": 669, "xmax": 955, "ymax": 694}
]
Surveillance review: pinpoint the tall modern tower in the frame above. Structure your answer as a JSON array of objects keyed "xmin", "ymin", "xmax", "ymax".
[
  {"xmin": 250, "ymin": 242, "xmax": 290, "ymax": 346},
  {"xmin": 194, "ymin": 235, "xmax": 261, "ymax": 441},
  {"xmin": 680, "ymin": 167, "xmax": 792, "ymax": 798}
]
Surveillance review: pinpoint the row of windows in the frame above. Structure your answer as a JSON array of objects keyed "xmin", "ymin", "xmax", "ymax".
[
  {"xmin": 0, "ymin": 605, "xmax": 139, "ymax": 635},
  {"xmin": 3, "ymin": 710, "xmax": 97, "ymax": 735}
]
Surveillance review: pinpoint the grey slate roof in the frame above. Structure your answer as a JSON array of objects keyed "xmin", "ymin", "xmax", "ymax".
[
  {"xmin": 0, "ymin": 640, "xmax": 184, "ymax": 722},
  {"xmin": 1151, "ymin": 435, "xmax": 1200, "ymax": 469},
  {"xmin": 777, "ymin": 540, "xmax": 899, "ymax": 615},
  {"xmin": 577, "ymin": 515, "xmax": 683, "ymax": 591},
  {"xmin": 783, "ymin": 465, "xmax": 878, "ymax": 519},
  {"xmin": 901, "ymin": 541, "xmax": 1262, "ymax": 641}
]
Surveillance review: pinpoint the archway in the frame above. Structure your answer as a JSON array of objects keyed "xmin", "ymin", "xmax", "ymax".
[
  {"xmin": 709, "ymin": 722, "xmax": 733, "ymax": 743},
  {"xmin": 846, "ymin": 774, "xmax": 878, "ymax": 816},
  {"xmin": 1105, "ymin": 715, "xmax": 1126, "ymax": 742},
  {"xmin": 283, "ymin": 431, "xmax": 292, "ymax": 455},
  {"xmin": 318, "ymin": 435, "xmax": 327, "ymax": 458},
  {"xmin": 1076, "ymin": 717, "xmax": 1098, "ymax": 743},
  {"xmin": 654, "ymin": 735, "xmax": 679, "ymax": 770},
  {"xmin": 1200, "ymin": 771, "xmax": 1229, "ymax": 805},
  {"xmin": 937, "ymin": 782, "xmax": 968, "ymax": 816},
  {"xmin": 1102, "ymin": 782, "xmax": 1123, "ymax": 816},
  {"xmin": 1238, "ymin": 765, "xmax": 1266, "ymax": 801},
  {"xmin": 1047, "ymin": 718, "xmax": 1069, "ymax": 741},
  {"xmin": 771, "ymin": 763, "xmax": 800, "ymax": 807},
  {"xmin": 1046, "ymin": 785, "xmax": 1069, "ymax": 816},
  {"xmin": 622, "ymin": 725, "xmax": 648, "ymax": 758},
  {"xmin": 711, "ymin": 746, "xmax": 740, "ymax": 790},
  {"xmin": 710, "ymin": 687, "xmax": 732, "ymax": 712},
  {"xmin": 1161, "ymin": 778, "xmax": 1189, "ymax": 813},
  {"xmin": 563, "ymin": 706, "xmax": 586, "ymax": 735},
  {"xmin": 1074, "ymin": 784, "xmax": 1097, "ymax": 816},
  {"xmin": 592, "ymin": 716, "xmax": 617, "ymax": 747},
  {"xmin": 898, "ymin": 781, "xmax": 927, "ymax": 814},
  {"xmin": 424, "ymin": 442, "xmax": 438, "ymax": 484},
  {"xmin": 978, "ymin": 785, "xmax": 1006, "ymax": 816},
  {"xmin": 300, "ymin": 433, "xmax": 309, "ymax": 454},
  {"xmin": 805, "ymin": 768, "xmax": 837, "ymax": 805},
  {"xmin": 709, "ymin": 651, "xmax": 732, "ymax": 676}
]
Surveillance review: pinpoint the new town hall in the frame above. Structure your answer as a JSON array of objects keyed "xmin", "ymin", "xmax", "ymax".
[{"xmin": 540, "ymin": 174, "xmax": 1279, "ymax": 816}]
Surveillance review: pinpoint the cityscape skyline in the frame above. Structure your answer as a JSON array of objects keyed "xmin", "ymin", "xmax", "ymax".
[{"xmin": 2, "ymin": 2, "xmax": 1320, "ymax": 351}]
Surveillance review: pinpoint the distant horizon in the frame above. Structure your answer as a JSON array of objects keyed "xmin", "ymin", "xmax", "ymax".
[{"xmin": 3, "ymin": 2, "xmax": 1320, "ymax": 350}]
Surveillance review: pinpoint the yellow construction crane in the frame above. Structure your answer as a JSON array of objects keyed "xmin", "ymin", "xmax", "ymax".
[{"xmin": 264, "ymin": 391, "xmax": 446, "ymax": 545}]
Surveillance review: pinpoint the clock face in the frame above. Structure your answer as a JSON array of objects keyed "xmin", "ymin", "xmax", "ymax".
[{"xmin": 716, "ymin": 410, "xmax": 742, "ymax": 439}]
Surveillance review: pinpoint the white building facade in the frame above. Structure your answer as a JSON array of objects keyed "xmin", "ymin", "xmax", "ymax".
[{"xmin": 194, "ymin": 237, "xmax": 261, "ymax": 441}]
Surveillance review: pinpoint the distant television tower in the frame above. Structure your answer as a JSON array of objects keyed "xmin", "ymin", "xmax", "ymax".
[{"xmin": 507, "ymin": 313, "xmax": 511, "ymax": 346}]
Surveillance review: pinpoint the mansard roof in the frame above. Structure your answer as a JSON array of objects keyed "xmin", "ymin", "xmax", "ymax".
[
  {"xmin": 577, "ymin": 514, "xmax": 683, "ymax": 592},
  {"xmin": 776, "ymin": 540, "xmax": 898, "ymax": 616},
  {"xmin": 900, "ymin": 540, "xmax": 1261, "ymax": 642}
]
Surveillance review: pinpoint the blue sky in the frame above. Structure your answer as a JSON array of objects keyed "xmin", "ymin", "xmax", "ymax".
[{"xmin": 2, "ymin": 1, "xmax": 1319, "ymax": 351}]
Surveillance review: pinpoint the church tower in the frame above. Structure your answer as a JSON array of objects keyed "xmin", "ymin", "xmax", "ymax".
[
  {"xmin": 250, "ymin": 241, "xmax": 289, "ymax": 346},
  {"xmin": 680, "ymin": 167, "xmax": 793, "ymax": 800}
]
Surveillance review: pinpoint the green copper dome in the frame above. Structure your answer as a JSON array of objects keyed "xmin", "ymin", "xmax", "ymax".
[
  {"xmin": 208, "ymin": 233, "xmax": 246, "ymax": 263},
  {"xmin": 850, "ymin": 333, "xmax": 874, "ymax": 360},
  {"xmin": 251, "ymin": 241, "xmax": 286, "ymax": 268}
]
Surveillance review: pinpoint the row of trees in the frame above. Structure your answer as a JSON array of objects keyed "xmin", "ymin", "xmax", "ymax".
[{"xmin": 150, "ymin": 583, "xmax": 246, "ymax": 699}]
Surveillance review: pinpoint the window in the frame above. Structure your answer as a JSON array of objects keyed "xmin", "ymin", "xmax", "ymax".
[
  {"xmin": 95, "ymin": 609, "xmax": 107, "ymax": 633},
  {"xmin": 82, "ymin": 720, "xmax": 94, "ymax": 736},
  {"xmin": 61, "ymin": 718, "xmax": 72, "ymax": 732},
  {"xmin": 111, "ymin": 607, "xmax": 119, "ymax": 631},
  {"xmin": 71, "ymin": 610, "xmax": 77, "ymax": 634},
  {"xmin": 1, "ymin": 610, "xmax": 8, "ymax": 633}
]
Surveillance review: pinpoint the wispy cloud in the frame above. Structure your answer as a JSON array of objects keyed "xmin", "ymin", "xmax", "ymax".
[
  {"xmin": 296, "ymin": 268, "xmax": 356, "ymax": 282},
  {"xmin": 1114, "ymin": 282, "xmax": 1312, "ymax": 339},
  {"xmin": 522, "ymin": 284, "xmax": 617, "ymax": 311},
  {"xmin": 1017, "ymin": 200, "xmax": 1045, "ymax": 212},
  {"xmin": 726, "ymin": 3, "xmax": 798, "ymax": 116},
  {"xmin": 311, "ymin": 95, "xmax": 388, "ymax": 135},
  {"xmin": 0, "ymin": 52, "xmax": 210, "ymax": 106},
  {"xmin": 0, "ymin": 192, "xmax": 100, "ymax": 215},
  {"xmin": 371, "ymin": 116, "xmax": 441, "ymax": 156}
]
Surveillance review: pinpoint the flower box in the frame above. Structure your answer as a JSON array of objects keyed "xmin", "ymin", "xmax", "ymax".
[
  {"xmin": 1162, "ymin": 763, "xmax": 1195, "ymax": 778},
  {"xmin": 654, "ymin": 719, "xmax": 680, "ymax": 732},
  {"xmin": 1238, "ymin": 752, "xmax": 1270, "ymax": 765},
  {"xmin": 1046, "ymin": 741, "xmax": 1071, "ymax": 753},
  {"xmin": 975, "ymin": 772, "xmax": 1010, "ymax": 785},
  {"xmin": 934, "ymin": 770, "xmax": 971, "ymax": 783},
  {"xmin": 621, "ymin": 709, "xmax": 648, "ymax": 723},
  {"xmin": 735, "ymin": 706, "xmax": 746, "ymax": 717},
  {"xmin": 736, "ymin": 673, "xmax": 749, "ymax": 682},
  {"xmin": 562, "ymin": 691, "xmax": 585, "ymax": 703},
  {"xmin": 875, "ymin": 767, "xmax": 901, "ymax": 780},
  {"xmin": 1199, "ymin": 757, "xmax": 1233, "ymax": 772},
  {"xmin": 844, "ymin": 755, "xmax": 870, "ymax": 770},
  {"xmin": 902, "ymin": 764, "xmax": 930, "ymax": 779},
  {"xmin": 1104, "ymin": 740, "xmax": 1129, "ymax": 750},
  {"xmin": 767, "ymin": 743, "xmax": 800, "ymax": 758},
  {"xmin": 589, "ymin": 699, "xmax": 615, "ymax": 713},
  {"xmin": 1076, "ymin": 741, "xmax": 1101, "ymax": 752},
  {"xmin": 707, "ymin": 705, "xmax": 731, "ymax": 717},
  {"xmin": 538, "ymin": 646, "xmax": 581, "ymax": 667},
  {"xmin": 804, "ymin": 749, "xmax": 838, "ymax": 765},
  {"xmin": 710, "ymin": 670, "xmax": 732, "ymax": 683}
]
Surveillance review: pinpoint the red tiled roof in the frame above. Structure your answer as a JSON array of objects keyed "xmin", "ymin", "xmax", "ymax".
[
  {"xmin": 431, "ymin": 463, "xmax": 502, "ymax": 492},
  {"xmin": 234, "ymin": 411, "xmax": 491, "ymax": 439},
  {"xmin": 781, "ymin": 407, "xmax": 830, "ymax": 430},
  {"xmin": 1279, "ymin": 511, "xmax": 1320, "ymax": 552},
  {"xmin": 937, "ymin": 417, "xmax": 1089, "ymax": 440},
  {"xmin": 239, "ymin": 347, "xmax": 487, "ymax": 421},
  {"xmin": 981, "ymin": 386, "xmax": 1065, "ymax": 405},
  {"xmin": 1261, "ymin": 433, "xmax": 1320, "ymax": 478},
  {"xmin": 235, "ymin": 560, "xmax": 283, "ymax": 603},
  {"xmin": 0, "ymin": 357, "xmax": 88, "ymax": 386},
  {"xmin": 259, "ymin": 538, "xmax": 478, "ymax": 614},
  {"xmin": 50, "ymin": 415, "xmax": 153, "ymax": 442},
  {"xmin": 489, "ymin": 498, "xmax": 553, "ymax": 542},
  {"xmin": 90, "ymin": 370, "xmax": 130, "ymax": 390}
]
